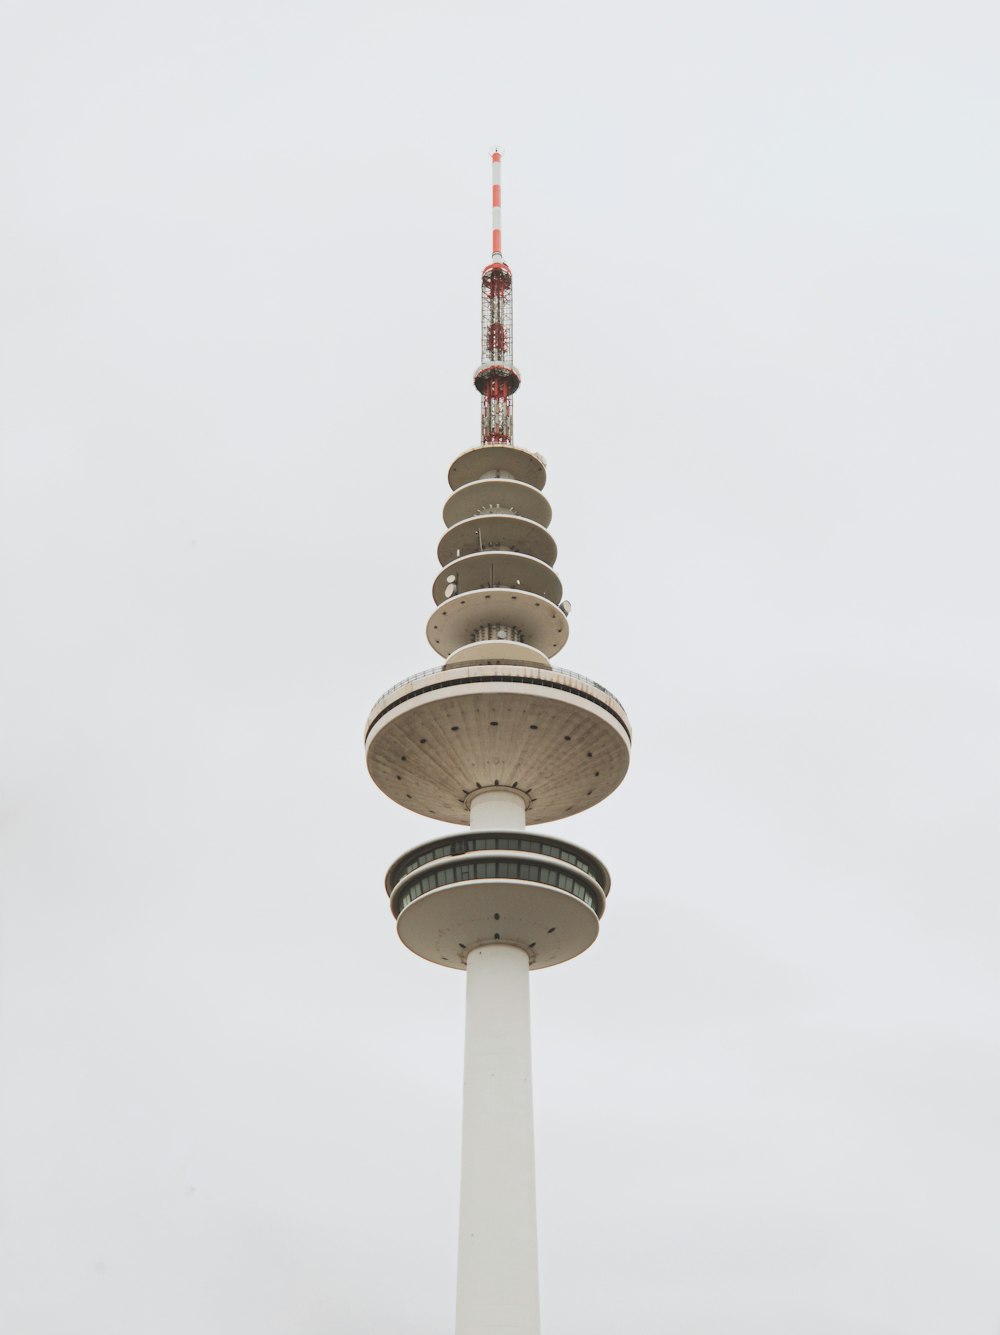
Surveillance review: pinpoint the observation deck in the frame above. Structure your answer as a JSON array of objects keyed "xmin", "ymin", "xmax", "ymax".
[
  {"xmin": 365, "ymin": 663, "xmax": 631, "ymax": 825},
  {"xmin": 386, "ymin": 830, "xmax": 610, "ymax": 969}
]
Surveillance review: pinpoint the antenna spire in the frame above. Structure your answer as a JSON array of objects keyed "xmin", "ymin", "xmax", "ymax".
[{"xmin": 491, "ymin": 149, "xmax": 502, "ymax": 259}]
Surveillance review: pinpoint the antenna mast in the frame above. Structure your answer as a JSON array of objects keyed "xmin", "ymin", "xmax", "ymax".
[{"xmin": 475, "ymin": 150, "xmax": 521, "ymax": 445}]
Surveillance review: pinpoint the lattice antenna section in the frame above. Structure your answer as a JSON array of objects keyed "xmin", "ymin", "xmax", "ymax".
[{"xmin": 474, "ymin": 150, "xmax": 521, "ymax": 445}]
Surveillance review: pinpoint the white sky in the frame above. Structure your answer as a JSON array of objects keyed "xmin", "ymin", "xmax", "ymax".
[{"xmin": 1, "ymin": 2, "xmax": 998, "ymax": 1332}]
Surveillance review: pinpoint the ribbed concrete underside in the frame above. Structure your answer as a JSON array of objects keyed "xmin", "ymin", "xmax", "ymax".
[{"xmin": 366, "ymin": 673, "xmax": 630, "ymax": 824}]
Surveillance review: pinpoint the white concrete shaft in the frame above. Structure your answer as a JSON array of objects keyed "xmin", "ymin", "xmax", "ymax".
[
  {"xmin": 456, "ymin": 944, "xmax": 540, "ymax": 1335},
  {"xmin": 468, "ymin": 788, "xmax": 527, "ymax": 831}
]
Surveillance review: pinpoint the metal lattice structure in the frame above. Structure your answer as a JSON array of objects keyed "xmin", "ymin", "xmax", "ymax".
[{"xmin": 474, "ymin": 152, "xmax": 520, "ymax": 444}]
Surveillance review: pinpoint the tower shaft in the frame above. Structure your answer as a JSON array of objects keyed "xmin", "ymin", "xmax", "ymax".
[{"xmin": 456, "ymin": 944, "xmax": 540, "ymax": 1335}]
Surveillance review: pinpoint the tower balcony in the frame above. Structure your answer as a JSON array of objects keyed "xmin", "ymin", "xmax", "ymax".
[
  {"xmin": 365, "ymin": 663, "xmax": 631, "ymax": 825},
  {"xmin": 385, "ymin": 830, "xmax": 611, "ymax": 970}
]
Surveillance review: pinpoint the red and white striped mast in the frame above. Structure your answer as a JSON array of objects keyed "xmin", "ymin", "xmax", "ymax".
[
  {"xmin": 491, "ymin": 147, "xmax": 503, "ymax": 258},
  {"xmin": 475, "ymin": 149, "xmax": 521, "ymax": 446}
]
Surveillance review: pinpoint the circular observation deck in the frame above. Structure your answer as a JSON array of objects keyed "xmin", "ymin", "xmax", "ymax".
[
  {"xmin": 436, "ymin": 515, "xmax": 557, "ymax": 568},
  {"xmin": 448, "ymin": 446, "xmax": 547, "ymax": 492},
  {"xmin": 365, "ymin": 664, "xmax": 631, "ymax": 825},
  {"xmin": 386, "ymin": 831, "xmax": 610, "ymax": 970},
  {"xmin": 443, "ymin": 479, "xmax": 552, "ymax": 530}
]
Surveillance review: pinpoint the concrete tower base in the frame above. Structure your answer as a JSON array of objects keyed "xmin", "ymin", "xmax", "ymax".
[{"xmin": 455, "ymin": 943, "xmax": 540, "ymax": 1335}]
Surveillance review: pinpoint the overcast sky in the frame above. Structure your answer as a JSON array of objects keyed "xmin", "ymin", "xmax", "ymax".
[{"xmin": 1, "ymin": 2, "xmax": 998, "ymax": 1332}]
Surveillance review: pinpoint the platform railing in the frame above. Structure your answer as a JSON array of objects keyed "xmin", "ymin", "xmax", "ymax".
[{"xmin": 367, "ymin": 664, "xmax": 625, "ymax": 719}]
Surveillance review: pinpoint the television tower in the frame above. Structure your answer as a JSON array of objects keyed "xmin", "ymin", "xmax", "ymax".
[{"xmin": 365, "ymin": 151, "xmax": 631, "ymax": 1335}]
